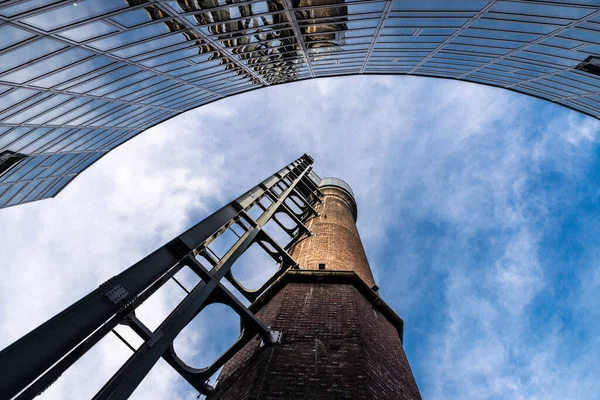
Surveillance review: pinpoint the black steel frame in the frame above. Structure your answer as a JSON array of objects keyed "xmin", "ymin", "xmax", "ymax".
[{"xmin": 0, "ymin": 153, "xmax": 323, "ymax": 400}]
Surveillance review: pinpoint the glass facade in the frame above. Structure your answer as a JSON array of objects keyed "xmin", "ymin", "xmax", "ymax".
[{"xmin": 0, "ymin": 0, "xmax": 599, "ymax": 208}]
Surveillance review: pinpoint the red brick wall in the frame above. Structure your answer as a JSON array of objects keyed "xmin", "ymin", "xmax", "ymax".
[
  {"xmin": 208, "ymin": 282, "xmax": 421, "ymax": 400},
  {"xmin": 289, "ymin": 186, "xmax": 375, "ymax": 287}
]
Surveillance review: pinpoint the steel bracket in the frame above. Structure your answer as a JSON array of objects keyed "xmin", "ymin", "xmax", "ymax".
[
  {"xmin": 104, "ymin": 285, "xmax": 129, "ymax": 305},
  {"xmin": 261, "ymin": 330, "xmax": 283, "ymax": 347}
]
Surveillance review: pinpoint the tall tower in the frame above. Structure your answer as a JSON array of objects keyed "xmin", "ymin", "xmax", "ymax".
[
  {"xmin": 209, "ymin": 178, "xmax": 420, "ymax": 399},
  {"xmin": 0, "ymin": 155, "xmax": 420, "ymax": 399}
]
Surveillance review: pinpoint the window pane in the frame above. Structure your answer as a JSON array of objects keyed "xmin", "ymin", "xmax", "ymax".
[
  {"xmin": 22, "ymin": 0, "xmax": 129, "ymax": 31},
  {"xmin": 30, "ymin": 56, "xmax": 116, "ymax": 88},
  {"xmin": 0, "ymin": 48, "xmax": 93, "ymax": 84},
  {"xmin": 0, "ymin": 25, "xmax": 35, "ymax": 50},
  {"xmin": 21, "ymin": 128, "xmax": 70, "ymax": 154},
  {"xmin": 0, "ymin": 0, "xmax": 58, "ymax": 17},
  {"xmin": 58, "ymin": 21, "xmax": 118, "ymax": 42},
  {"xmin": 0, "ymin": 38, "xmax": 67, "ymax": 74},
  {"xmin": 0, "ymin": 128, "xmax": 32, "ymax": 152},
  {"xmin": 23, "ymin": 177, "xmax": 56, "ymax": 202},
  {"xmin": 0, "ymin": 181, "xmax": 26, "ymax": 207},
  {"xmin": 0, "ymin": 88, "xmax": 39, "ymax": 113},
  {"xmin": 4, "ymin": 94, "xmax": 72, "ymax": 124},
  {"xmin": 42, "ymin": 176, "xmax": 74, "ymax": 198}
]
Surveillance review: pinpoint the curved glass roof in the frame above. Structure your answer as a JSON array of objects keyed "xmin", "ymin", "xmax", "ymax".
[{"xmin": 0, "ymin": 0, "xmax": 599, "ymax": 208}]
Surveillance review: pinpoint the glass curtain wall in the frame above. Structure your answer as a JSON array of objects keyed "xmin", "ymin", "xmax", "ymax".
[{"xmin": 0, "ymin": 0, "xmax": 599, "ymax": 208}]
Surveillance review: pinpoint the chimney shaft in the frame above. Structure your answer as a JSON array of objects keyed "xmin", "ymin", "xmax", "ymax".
[{"xmin": 209, "ymin": 177, "xmax": 421, "ymax": 400}]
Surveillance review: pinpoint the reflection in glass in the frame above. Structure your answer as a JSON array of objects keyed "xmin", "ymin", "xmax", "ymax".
[{"xmin": 124, "ymin": 0, "xmax": 349, "ymax": 84}]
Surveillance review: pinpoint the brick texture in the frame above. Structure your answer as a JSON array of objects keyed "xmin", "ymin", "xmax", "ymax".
[
  {"xmin": 207, "ymin": 183, "xmax": 421, "ymax": 399},
  {"xmin": 289, "ymin": 186, "xmax": 375, "ymax": 287}
]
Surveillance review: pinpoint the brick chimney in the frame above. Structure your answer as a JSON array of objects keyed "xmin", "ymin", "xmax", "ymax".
[
  {"xmin": 288, "ymin": 177, "xmax": 375, "ymax": 287},
  {"xmin": 208, "ymin": 178, "xmax": 421, "ymax": 399}
]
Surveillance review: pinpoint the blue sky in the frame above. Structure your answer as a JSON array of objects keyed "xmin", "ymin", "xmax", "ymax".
[{"xmin": 1, "ymin": 75, "xmax": 599, "ymax": 399}]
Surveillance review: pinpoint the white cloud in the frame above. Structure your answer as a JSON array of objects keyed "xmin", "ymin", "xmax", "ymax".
[
  {"xmin": 410, "ymin": 98, "xmax": 600, "ymax": 398},
  {"xmin": 0, "ymin": 114, "xmax": 227, "ymax": 399},
  {"xmin": 493, "ymin": 228, "xmax": 543, "ymax": 314}
]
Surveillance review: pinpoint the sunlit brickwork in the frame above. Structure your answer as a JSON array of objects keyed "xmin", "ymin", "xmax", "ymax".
[{"xmin": 289, "ymin": 185, "xmax": 376, "ymax": 287}]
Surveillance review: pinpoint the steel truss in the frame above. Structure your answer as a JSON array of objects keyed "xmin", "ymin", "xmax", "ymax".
[{"xmin": 0, "ymin": 154, "xmax": 323, "ymax": 400}]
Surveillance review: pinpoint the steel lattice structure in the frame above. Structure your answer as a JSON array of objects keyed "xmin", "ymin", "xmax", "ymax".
[
  {"xmin": 0, "ymin": 154, "xmax": 327, "ymax": 399},
  {"xmin": 0, "ymin": 0, "xmax": 599, "ymax": 208}
]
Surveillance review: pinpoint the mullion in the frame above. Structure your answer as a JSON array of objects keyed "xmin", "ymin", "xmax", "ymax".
[{"xmin": 1, "ymin": 17, "xmax": 224, "ymax": 97}]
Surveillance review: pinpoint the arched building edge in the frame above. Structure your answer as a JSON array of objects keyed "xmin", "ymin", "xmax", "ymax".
[{"xmin": 50, "ymin": 72, "xmax": 598, "ymax": 201}]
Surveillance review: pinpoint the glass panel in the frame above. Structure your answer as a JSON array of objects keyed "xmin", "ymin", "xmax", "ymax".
[
  {"xmin": 462, "ymin": 28, "xmax": 540, "ymax": 43},
  {"xmin": 0, "ymin": 88, "xmax": 39, "ymax": 113},
  {"xmin": 36, "ymin": 153, "xmax": 75, "ymax": 177},
  {"xmin": 87, "ymin": 71, "xmax": 155, "ymax": 96},
  {"xmin": 92, "ymin": 106, "xmax": 134, "ymax": 126},
  {"xmin": 106, "ymin": 75, "xmax": 167, "ymax": 99},
  {"xmin": 100, "ymin": 130, "xmax": 138, "ymax": 150},
  {"xmin": 78, "ymin": 129, "xmax": 115, "ymax": 151},
  {"xmin": 489, "ymin": 2, "xmax": 595, "ymax": 19},
  {"xmin": 559, "ymin": 28, "xmax": 600, "ymax": 43},
  {"xmin": 580, "ymin": 44, "xmax": 600, "ymax": 56},
  {"xmin": 0, "ymin": 128, "xmax": 32, "ymax": 152},
  {"xmin": 6, "ymin": 127, "xmax": 53, "ymax": 152},
  {"xmin": 391, "ymin": 1, "xmax": 489, "ymax": 11},
  {"xmin": 71, "ymin": 152, "xmax": 103, "ymax": 173},
  {"xmin": 452, "ymin": 37, "xmax": 523, "ymax": 49},
  {"xmin": 88, "ymin": 22, "xmax": 180, "ymax": 51},
  {"xmin": 23, "ymin": 177, "xmax": 56, "ymax": 202},
  {"xmin": 42, "ymin": 176, "xmax": 74, "ymax": 199},
  {"xmin": 386, "ymin": 18, "xmax": 469, "ymax": 28},
  {"xmin": 0, "ymin": 48, "xmax": 93, "ymax": 84},
  {"xmin": 528, "ymin": 44, "xmax": 582, "ymax": 60},
  {"xmin": 4, "ymin": 94, "xmax": 72, "ymax": 124},
  {"xmin": 22, "ymin": 0, "xmax": 128, "ymax": 31},
  {"xmin": 119, "ymin": 80, "xmax": 174, "ymax": 101},
  {"xmin": 57, "ymin": 129, "xmax": 99, "ymax": 152},
  {"xmin": 52, "ymin": 153, "xmax": 88, "ymax": 175},
  {"xmin": 0, "ymin": 92, "xmax": 54, "ymax": 120},
  {"xmin": 30, "ymin": 56, "xmax": 116, "ymax": 88},
  {"xmin": 0, "ymin": 0, "xmax": 58, "ymax": 17},
  {"xmin": 28, "ymin": 97, "xmax": 92, "ymax": 125},
  {"xmin": 0, "ymin": 181, "xmax": 26, "ymax": 207},
  {"xmin": 0, "ymin": 25, "xmax": 35, "ymax": 50},
  {"xmin": 110, "ymin": 7, "xmax": 164, "ymax": 28},
  {"xmin": 112, "ymin": 34, "xmax": 189, "ymax": 58},
  {"xmin": 471, "ymin": 18, "xmax": 557, "ymax": 34},
  {"xmin": 21, "ymin": 128, "xmax": 70, "ymax": 154},
  {"xmin": 0, "ymin": 38, "xmax": 67, "ymax": 74},
  {"xmin": 107, "ymin": 108, "xmax": 148, "ymax": 127},
  {"xmin": 67, "ymin": 65, "xmax": 141, "ymax": 93},
  {"xmin": 20, "ymin": 164, "xmax": 48, "ymax": 182},
  {"xmin": 66, "ymin": 103, "xmax": 123, "ymax": 127},
  {"xmin": 58, "ymin": 21, "xmax": 119, "ymax": 42},
  {"xmin": 0, "ymin": 154, "xmax": 46, "ymax": 183},
  {"xmin": 515, "ymin": 50, "xmax": 579, "ymax": 67}
]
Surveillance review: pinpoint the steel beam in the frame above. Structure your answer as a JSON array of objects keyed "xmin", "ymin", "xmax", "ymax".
[{"xmin": 0, "ymin": 154, "xmax": 316, "ymax": 400}]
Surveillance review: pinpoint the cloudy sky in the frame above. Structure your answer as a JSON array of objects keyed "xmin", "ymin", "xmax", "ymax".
[{"xmin": 1, "ymin": 75, "xmax": 600, "ymax": 399}]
